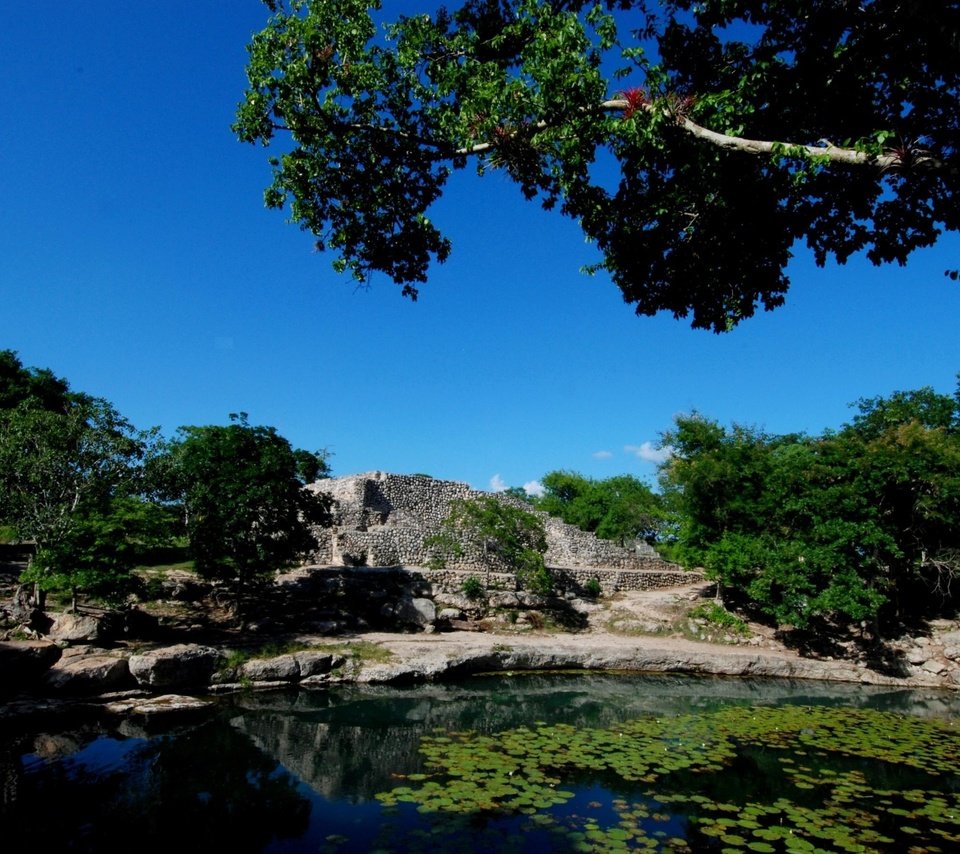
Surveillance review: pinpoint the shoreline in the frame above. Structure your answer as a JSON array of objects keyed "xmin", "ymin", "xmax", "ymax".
[
  {"xmin": 2, "ymin": 624, "xmax": 956, "ymax": 728},
  {"xmin": 340, "ymin": 629, "xmax": 954, "ymax": 689},
  {"xmin": 3, "ymin": 579, "xmax": 959, "ymax": 722}
]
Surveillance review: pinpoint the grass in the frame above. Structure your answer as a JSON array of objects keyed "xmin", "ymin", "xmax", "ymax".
[
  {"xmin": 328, "ymin": 639, "xmax": 395, "ymax": 665},
  {"xmin": 289, "ymin": 639, "xmax": 397, "ymax": 678},
  {"xmin": 133, "ymin": 560, "xmax": 197, "ymax": 576},
  {"xmin": 687, "ymin": 600, "xmax": 750, "ymax": 638},
  {"xmin": 221, "ymin": 639, "xmax": 330, "ymax": 671}
]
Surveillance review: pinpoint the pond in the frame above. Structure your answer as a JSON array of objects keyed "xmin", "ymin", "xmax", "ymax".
[{"xmin": 2, "ymin": 674, "xmax": 959, "ymax": 852}]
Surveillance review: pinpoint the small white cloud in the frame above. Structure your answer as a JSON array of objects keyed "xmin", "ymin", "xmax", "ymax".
[
  {"xmin": 523, "ymin": 480, "xmax": 545, "ymax": 498},
  {"xmin": 592, "ymin": 450, "xmax": 613, "ymax": 460},
  {"xmin": 625, "ymin": 441, "xmax": 673, "ymax": 464},
  {"xmin": 489, "ymin": 473, "xmax": 508, "ymax": 492}
]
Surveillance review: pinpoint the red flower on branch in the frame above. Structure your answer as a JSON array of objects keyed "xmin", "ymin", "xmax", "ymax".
[{"xmin": 619, "ymin": 87, "xmax": 648, "ymax": 119}]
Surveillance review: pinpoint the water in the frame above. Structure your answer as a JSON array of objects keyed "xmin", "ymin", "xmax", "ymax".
[{"xmin": 2, "ymin": 674, "xmax": 959, "ymax": 852}]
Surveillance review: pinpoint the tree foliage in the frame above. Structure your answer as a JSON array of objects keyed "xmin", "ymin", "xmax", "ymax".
[
  {"xmin": 0, "ymin": 353, "xmax": 154, "ymax": 608},
  {"xmin": 660, "ymin": 383, "xmax": 960, "ymax": 628},
  {"xmin": 429, "ymin": 494, "xmax": 551, "ymax": 593},
  {"xmin": 25, "ymin": 497, "xmax": 170, "ymax": 608},
  {"xmin": 535, "ymin": 470, "xmax": 666, "ymax": 545},
  {"xmin": 236, "ymin": 1, "xmax": 960, "ymax": 332},
  {"xmin": 0, "ymin": 350, "xmax": 72, "ymax": 413},
  {"xmin": 169, "ymin": 415, "xmax": 331, "ymax": 604}
]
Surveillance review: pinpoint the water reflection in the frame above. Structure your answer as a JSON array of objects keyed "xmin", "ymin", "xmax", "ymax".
[{"xmin": 2, "ymin": 674, "xmax": 958, "ymax": 852}]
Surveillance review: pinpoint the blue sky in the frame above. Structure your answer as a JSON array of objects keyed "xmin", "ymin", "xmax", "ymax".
[{"xmin": 3, "ymin": 2, "xmax": 959, "ymax": 493}]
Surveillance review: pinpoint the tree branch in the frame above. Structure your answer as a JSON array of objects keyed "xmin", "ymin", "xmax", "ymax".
[
  {"xmin": 601, "ymin": 98, "xmax": 947, "ymax": 172},
  {"xmin": 275, "ymin": 97, "xmax": 949, "ymax": 173}
]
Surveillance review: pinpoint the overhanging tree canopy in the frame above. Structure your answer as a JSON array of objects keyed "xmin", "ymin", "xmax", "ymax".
[{"xmin": 236, "ymin": 0, "xmax": 960, "ymax": 331}]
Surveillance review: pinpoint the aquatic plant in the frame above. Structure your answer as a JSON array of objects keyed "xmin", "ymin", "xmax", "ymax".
[{"xmin": 375, "ymin": 704, "xmax": 960, "ymax": 851}]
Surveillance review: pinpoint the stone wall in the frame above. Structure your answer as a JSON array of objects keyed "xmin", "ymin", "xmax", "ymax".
[
  {"xmin": 293, "ymin": 564, "xmax": 700, "ymax": 599},
  {"xmin": 551, "ymin": 566, "xmax": 699, "ymax": 595},
  {"xmin": 307, "ymin": 472, "xmax": 700, "ymax": 589}
]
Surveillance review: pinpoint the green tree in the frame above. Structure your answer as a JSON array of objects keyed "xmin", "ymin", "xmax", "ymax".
[
  {"xmin": 0, "ymin": 392, "xmax": 153, "ymax": 610},
  {"xmin": 0, "ymin": 349, "xmax": 72, "ymax": 413},
  {"xmin": 537, "ymin": 470, "xmax": 665, "ymax": 545},
  {"xmin": 26, "ymin": 497, "xmax": 167, "ymax": 611},
  {"xmin": 429, "ymin": 494, "xmax": 551, "ymax": 593},
  {"xmin": 660, "ymin": 384, "xmax": 960, "ymax": 629},
  {"xmin": 235, "ymin": 1, "xmax": 959, "ymax": 332},
  {"xmin": 169, "ymin": 415, "xmax": 331, "ymax": 611}
]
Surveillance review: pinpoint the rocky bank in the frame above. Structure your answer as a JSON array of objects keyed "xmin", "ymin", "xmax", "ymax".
[{"xmin": 2, "ymin": 580, "xmax": 959, "ymax": 723}]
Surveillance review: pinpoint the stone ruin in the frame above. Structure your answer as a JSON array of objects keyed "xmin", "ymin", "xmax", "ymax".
[{"xmin": 306, "ymin": 472, "xmax": 699, "ymax": 593}]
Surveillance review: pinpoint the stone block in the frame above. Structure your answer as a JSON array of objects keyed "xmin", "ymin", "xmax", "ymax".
[
  {"xmin": 294, "ymin": 651, "xmax": 344, "ymax": 677},
  {"xmin": 129, "ymin": 644, "xmax": 222, "ymax": 689},
  {"xmin": 44, "ymin": 655, "xmax": 132, "ymax": 695},
  {"xmin": 241, "ymin": 654, "xmax": 300, "ymax": 682},
  {"xmin": 47, "ymin": 613, "xmax": 101, "ymax": 643}
]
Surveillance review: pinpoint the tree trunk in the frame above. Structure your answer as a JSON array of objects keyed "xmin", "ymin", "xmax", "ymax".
[
  {"xmin": 32, "ymin": 581, "xmax": 46, "ymax": 612},
  {"xmin": 234, "ymin": 571, "xmax": 246, "ymax": 628},
  {"xmin": 10, "ymin": 585, "xmax": 37, "ymax": 624}
]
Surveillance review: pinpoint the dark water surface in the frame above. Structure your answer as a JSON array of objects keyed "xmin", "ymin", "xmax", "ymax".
[{"xmin": 2, "ymin": 674, "xmax": 959, "ymax": 852}]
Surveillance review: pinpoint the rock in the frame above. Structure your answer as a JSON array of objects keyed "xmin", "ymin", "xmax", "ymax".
[
  {"xmin": 229, "ymin": 650, "xmax": 346, "ymax": 685},
  {"xmin": 159, "ymin": 574, "xmax": 208, "ymax": 602},
  {"xmin": 609, "ymin": 619, "xmax": 666, "ymax": 635},
  {"xmin": 487, "ymin": 592, "xmax": 519, "ymax": 608},
  {"xmin": 241, "ymin": 654, "xmax": 300, "ymax": 682},
  {"xmin": 921, "ymin": 659, "xmax": 948, "ymax": 675},
  {"xmin": 128, "ymin": 644, "xmax": 222, "ymax": 689},
  {"xmin": 8, "ymin": 585, "xmax": 44, "ymax": 627},
  {"xmin": 294, "ymin": 651, "xmax": 344, "ymax": 677},
  {"xmin": 0, "ymin": 640, "xmax": 62, "ymax": 694},
  {"xmin": 448, "ymin": 619, "xmax": 484, "ymax": 632},
  {"xmin": 394, "ymin": 597, "xmax": 436, "ymax": 628},
  {"xmin": 437, "ymin": 608, "xmax": 463, "ymax": 621},
  {"xmin": 46, "ymin": 613, "xmax": 101, "ymax": 643},
  {"xmin": 43, "ymin": 609, "xmax": 159, "ymax": 644},
  {"xmin": 105, "ymin": 693, "xmax": 212, "ymax": 717},
  {"xmin": 101, "ymin": 608, "xmax": 160, "ymax": 641},
  {"xmin": 939, "ymin": 631, "xmax": 960, "ymax": 661},
  {"xmin": 906, "ymin": 647, "xmax": 927, "ymax": 665},
  {"xmin": 44, "ymin": 654, "xmax": 132, "ymax": 695}
]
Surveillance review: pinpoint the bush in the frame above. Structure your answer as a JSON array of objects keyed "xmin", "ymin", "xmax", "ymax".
[
  {"xmin": 516, "ymin": 549, "xmax": 553, "ymax": 596},
  {"xmin": 462, "ymin": 575, "xmax": 485, "ymax": 600},
  {"xmin": 583, "ymin": 577, "xmax": 602, "ymax": 599},
  {"xmin": 689, "ymin": 601, "xmax": 749, "ymax": 636}
]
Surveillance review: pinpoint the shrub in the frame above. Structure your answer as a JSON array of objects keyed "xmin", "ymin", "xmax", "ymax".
[
  {"xmin": 515, "ymin": 548, "xmax": 553, "ymax": 596},
  {"xmin": 689, "ymin": 601, "xmax": 749, "ymax": 636},
  {"xmin": 462, "ymin": 575, "xmax": 484, "ymax": 600},
  {"xmin": 583, "ymin": 577, "xmax": 602, "ymax": 599}
]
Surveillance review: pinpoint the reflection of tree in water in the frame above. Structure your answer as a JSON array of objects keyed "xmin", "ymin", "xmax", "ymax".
[
  {"xmin": 1, "ymin": 743, "xmax": 24, "ymax": 815},
  {"xmin": 3, "ymin": 720, "xmax": 309, "ymax": 853},
  {"xmin": 1, "ymin": 724, "xmax": 104, "ymax": 820},
  {"xmin": 225, "ymin": 674, "xmax": 960, "ymax": 804},
  {"xmin": 4, "ymin": 674, "xmax": 960, "ymax": 852}
]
